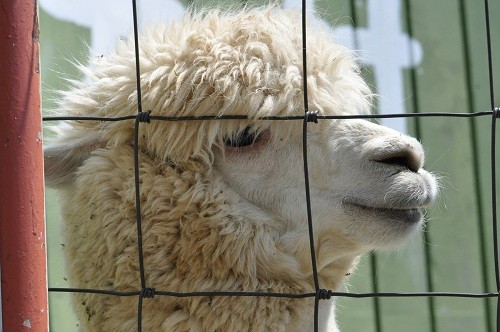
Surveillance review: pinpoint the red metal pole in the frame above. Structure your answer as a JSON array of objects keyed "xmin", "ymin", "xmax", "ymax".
[{"xmin": 0, "ymin": 1, "xmax": 48, "ymax": 331}]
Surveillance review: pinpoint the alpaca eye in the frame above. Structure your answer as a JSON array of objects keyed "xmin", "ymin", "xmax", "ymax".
[{"xmin": 224, "ymin": 127, "xmax": 261, "ymax": 148}]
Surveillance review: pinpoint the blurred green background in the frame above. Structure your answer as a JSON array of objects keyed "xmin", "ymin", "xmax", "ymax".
[{"xmin": 40, "ymin": 0, "xmax": 500, "ymax": 331}]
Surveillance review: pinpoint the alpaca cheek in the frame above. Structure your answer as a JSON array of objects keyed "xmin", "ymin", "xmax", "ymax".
[{"xmin": 214, "ymin": 141, "xmax": 307, "ymax": 219}]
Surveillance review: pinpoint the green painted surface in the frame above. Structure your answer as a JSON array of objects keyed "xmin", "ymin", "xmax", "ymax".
[{"xmin": 40, "ymin": 1, "xmax": 499, "ymax": 331}]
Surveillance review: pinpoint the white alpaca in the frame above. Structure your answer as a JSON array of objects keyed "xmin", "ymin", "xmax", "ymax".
[{"xmin": 44, "ymin": 7, "xmax": 437, "ymax": 331}]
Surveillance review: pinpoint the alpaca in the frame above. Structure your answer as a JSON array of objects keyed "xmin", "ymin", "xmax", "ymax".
[{"xmin": 44, "ymin": 7, "xmax": 437, "ymax": 331}]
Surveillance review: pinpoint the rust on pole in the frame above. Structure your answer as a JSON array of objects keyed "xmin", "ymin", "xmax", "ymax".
[{"xmin": 0, "ymin": 0, "xmax": 49, "ymax": 331}]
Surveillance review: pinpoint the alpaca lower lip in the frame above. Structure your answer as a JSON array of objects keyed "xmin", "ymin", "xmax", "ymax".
[{"xmin": 344, "ymin": 203, "xmax": 423, "ymax": 224}]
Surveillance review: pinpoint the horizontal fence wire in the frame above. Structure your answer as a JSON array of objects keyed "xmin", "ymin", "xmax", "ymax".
[
  {"xmin": 48, "ymin": 287, "xmax": 500, "ymax": 299},
  {"xmin": 44, "ymin": 0, "xmax": 499, "ymax": 331},
  {"xmin": 42, "ymin": 111, "xmax": 495, "ymax": 122}
]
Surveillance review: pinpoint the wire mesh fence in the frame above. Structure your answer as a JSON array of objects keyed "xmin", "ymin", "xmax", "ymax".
[{"xmin": 42, "ymin": 0, "xmax": 499, "ymax": 331}]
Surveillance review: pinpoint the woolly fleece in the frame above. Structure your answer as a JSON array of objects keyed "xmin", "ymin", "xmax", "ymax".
[{"xmin": 43, "ymin": 6, "xmax": 425, "ymax": 332}]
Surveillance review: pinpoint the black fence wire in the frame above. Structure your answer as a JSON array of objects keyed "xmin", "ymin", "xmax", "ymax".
[{"xmin": 44, "ymin": 0, "xmax": 499, "ymax": 331}]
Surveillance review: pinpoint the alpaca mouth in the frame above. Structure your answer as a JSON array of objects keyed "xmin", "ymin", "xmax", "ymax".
[{"xmin": 343, "ymin": 201, "xmax": 424, "ymax": 224}]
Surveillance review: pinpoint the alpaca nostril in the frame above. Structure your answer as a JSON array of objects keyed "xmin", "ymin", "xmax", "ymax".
[{"xmin": 375, "ymin": 151, "xmax": 421, "ymax": 173}]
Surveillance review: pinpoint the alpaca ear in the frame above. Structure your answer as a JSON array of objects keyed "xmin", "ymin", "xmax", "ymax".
[{"xmin": 44, "ymin": 132, "xmax": 106, "ymax": 188}]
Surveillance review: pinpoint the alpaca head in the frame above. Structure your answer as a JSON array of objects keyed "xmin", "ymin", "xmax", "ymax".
[{"xmin": 44, "ymin": 6, "xmax": 437, "ymax": 330}]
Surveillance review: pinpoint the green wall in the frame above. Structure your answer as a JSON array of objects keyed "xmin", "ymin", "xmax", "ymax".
[{"xmin": 40, "ymin": 1, "xmax": 499, "ymax": 331}]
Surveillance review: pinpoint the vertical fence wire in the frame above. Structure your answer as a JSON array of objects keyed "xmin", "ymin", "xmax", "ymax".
[
  {"xmin": 299, "ymin": 1, "xmax": 322, "ymax": 331},
  {"xmin": 491, "ymin": 109, "xmax": 499, "ymax": 331},
  {"xmin": 459, "ymin": 0, "xmax": 494, "ymax": 329},
  {"xmin": 131, "ymin": 1, "xmax": 148, "ymax": 330},
  {"xmin": 43, "ymin": 1, "xmax": 499, "ymax": 331},
  {"xmin": 482, "ymin": 0, "xmax": 500, "ymax": 330}
]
